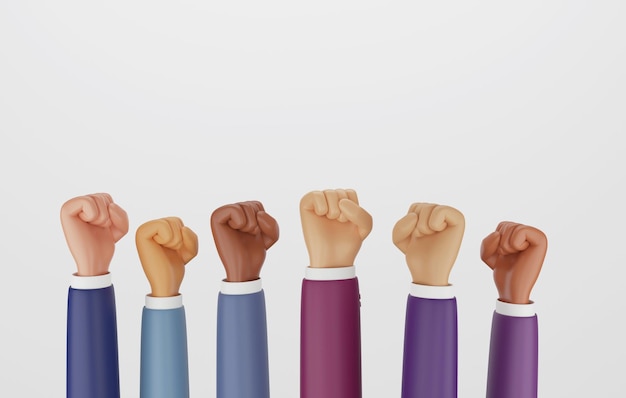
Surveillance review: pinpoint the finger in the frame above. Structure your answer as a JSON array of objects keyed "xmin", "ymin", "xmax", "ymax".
[
  {"xmin": 511, "ymin": 224, "xmax": 547, "ymax": 250},
  {"xmin": 335, "ymin": 189, "xmax": 349, "ymax": 222},
  {"xmin": 137, "ymin": 218, "xmax": 178, "ymax": 247},
  {"xmin": 257, "ymin": 211, "xmax": 280, "ymax": 249},
  {"xmin": 497, "ymin": 222, "xmax": 518, "ymax": 255},
  {"xmin": 240, "ymin": 202, "xmax": 259, "ymax": 234},
  {"xmin": 429, "ymin": 205, "xmax": 465, "ymax": 231},
  {"xmin": 345, "ymin": 189, "xmax": 359, "ymax": 205},
  {"xmin": 108, "ymin": 203, "xmax": 129, "ymax": 242},
  {"xmin": 415, "ymin": 204, "xmax": 436, "ymax": 236},
  {"xmin": 300, "ymin": 191, "xmax": 328, "ymax": 216},
  {"xmin": 161, "ymin": 217, "xmax": 184, "ymax": 249},
  {"xmin": 392, "ymin": 212, "xmax": 418, "ymax": 253},
  {"xmin": 88, "ymin": 194, "xmax": 112, "ymax": 227},
  {"xmin": 519, "ymin": 225, "xmax": 547, "ymax": 247},
  {"xmin": 324, "ymin": 190, "xmax": 341, "ymax": 220},
  {"xmin": 211, "ymin": 204, "xmax": 246, "ymax": 230},
  {"xmin": 338, "ymin": 199, "xmax": 373, "ymax": 239},
  {"xmin": 179, "ymin": 226, "xmax": 199, "ymax": 264},
  {"xmin": 480, "ymin": 231, "xmax": 501, "ymax": 269},
  {"xmin": 408, "ymin": 203, "xmax": 430, "ymax": 238},
  {"xmin": 67, "ymin": 196, "xmax": 99, "ymax": 223}
]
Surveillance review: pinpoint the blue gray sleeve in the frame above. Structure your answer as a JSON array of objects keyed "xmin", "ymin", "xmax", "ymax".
[
  {"xmin": 140, "ymin": 306, "xmax": 190, "ymax": 398},
  {"xmin": 217, "ymin": 290, "xmax": 270, "ymax": 398}
]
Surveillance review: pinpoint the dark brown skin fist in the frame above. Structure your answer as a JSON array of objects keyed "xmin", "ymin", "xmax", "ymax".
[
  {"xmin": 211, "ymin": 201, "xmax": 279, "ymax": 282},
  {"xmin": 480, "ymin": 221, "xmax": 548, "ymax": 304}
]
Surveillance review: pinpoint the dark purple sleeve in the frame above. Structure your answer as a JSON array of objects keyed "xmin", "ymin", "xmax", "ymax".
[
  {"xmin": 486, "ymin": 312, "xmax": 538, "ymax": 398},
  {"xmin": 401, "ymin": 295, "xmax": 457, "ymax": 398},
  {"xmin": 300, "ymin": 277, "xmax": 361, "ymax": 398}
]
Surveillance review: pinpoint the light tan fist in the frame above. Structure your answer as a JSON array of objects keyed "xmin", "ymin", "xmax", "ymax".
[
  {"xmin": 393, "ymin": 203, "xmax": 465, "ymax": 286},
  {"xmin": 136, "ymin": 217, "xmax": 198, "ymax": 297},
  {"xmin": 300, "ymin": 189, "xmax": 372, "ymax": 268}
]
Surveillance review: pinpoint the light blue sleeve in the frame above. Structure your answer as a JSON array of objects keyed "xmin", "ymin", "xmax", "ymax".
[
  {"xmin": 140, "ymin": 306, "xmax": 190, "ymax": 398},
  {"xmin": 217, "ymin": 290, "xmax": 270, "ymax": 398}
]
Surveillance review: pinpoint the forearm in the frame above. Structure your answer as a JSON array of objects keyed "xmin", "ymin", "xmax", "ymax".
[
  {"xmin": 67, "ymin": 273, "xmax": 120, "ymax": 398},
  {"xmin": 140, "ymin": 295, "xmax": 189, "ymax": 398},
  {"xmin": 300, "ymin": 266, "xmax": 362, "ymax": 398},
  {"xmin": 217, "ymin": 279, "xmax": 270, "ymax": 398},
  {"xmin": 486, "ymin": 301, "xmax": 538, "ymax": 398},
  {"xmin": 401, "ymin": 284, "xmax": 457, "ymax": 398}
]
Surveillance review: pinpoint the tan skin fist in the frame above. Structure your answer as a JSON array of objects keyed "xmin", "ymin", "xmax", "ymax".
[
  {"xmin": 136, "ymin": 217, "xmax": 199, "ymax": 297},
  {"xmin": 211, "ymin": 201, "xmax": 279, "ymax": 282},
  {"xmin": 393, "ymin": 203, "xmax": 465, "ymax": 286},
  {"xmin": 300, "ymin": 189, "xmax": 373, "ymax": 268},
  {"xmin": 480, "ymin": 222, "xmax": 547, "ymax": 304},
  {"xmin": 60, "ymin": 193, "xmax": 129, "ymax": 276}
]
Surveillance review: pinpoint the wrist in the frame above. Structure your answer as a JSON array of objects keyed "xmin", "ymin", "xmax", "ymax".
[
  {"xmin": 495, "ymin": 299, "xmax": 536, "ymax": 317},
  {"xmin": 70, "ymin": 272, "xmax": 112, "ymax": 289},
  {"xmin": 145, "ymin": 294, "xmax": 183, "ymax": 309},
  {"xmin": 409, "ymin": 283, "xmax": 454, "ymax": 299},
  {"xmin": 221, "ymin": 278, "xmax": 263, "ymax": 295}
]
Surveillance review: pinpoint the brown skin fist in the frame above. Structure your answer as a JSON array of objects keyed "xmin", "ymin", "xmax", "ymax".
[
  {"xmin": 211, "ymin": 201, "xmax": 279, "ymax": 282},
  {"xmin": 480, "ymin": 221, "xmax": 548, "ymax": 304},
  {"xmin": 300, "ymin": 189, "xmax": 373, "ymax": 268},
  {"xmin": 60, "ymin": 193, "xmax": 129, "ymax": 276},
  {"xmin": 393, "ymin": 203, "xmax": 465, "ymax": 286},
  {"xmin": 136, "ymin": 217, "xmax": 198, "ymax": 297}
]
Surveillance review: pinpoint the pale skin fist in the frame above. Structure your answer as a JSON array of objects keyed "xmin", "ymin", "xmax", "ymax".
[
  {"xmin": 480, "ymin": 222, "xmax": 547, "ymax": 304},
  {"xmin": 211, "ymin": 201, "xmax": 279, "ymax": 282},
  {"xmin": 60, "ymin": 193, "xmax": 129, "ymax": 276},
  {"xmin": 300, "ymin": 189, "xmax": 373, "ymax": 268},
  {"xmin": 392, "ymin": 203, "xmax": 465, "ymax": 286},
  {"xmin": 136, "ymin": 217, "xmax": 198, "ymax": 297}
]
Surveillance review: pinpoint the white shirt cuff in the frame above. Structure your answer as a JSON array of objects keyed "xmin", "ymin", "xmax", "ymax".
[
  {"xmin": 495, "ymin": 300, "xmax": 536, "ymax": 317},
  {"xmin": 305, "ymin": 266, "xmax": 356, "ymax": 281},
  {"xmin": 409, "ymin": 283, "xmax": 455, "ymax": 299},
  {"xmin": 145, "ymin": 294, "xmax": 183, "ymax": 310},
  {"xmin": 70, "ymin": 273, "xmax": 112, "ymax": 290},
  {"xmin": 221, "ymin": 278, "xmax": 263, "ymax": 295}
]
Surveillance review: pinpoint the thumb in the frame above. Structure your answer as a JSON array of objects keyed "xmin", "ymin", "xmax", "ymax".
[{"xmin": 338, "ymin": 199, "xmax": 373, "ymax": 240}]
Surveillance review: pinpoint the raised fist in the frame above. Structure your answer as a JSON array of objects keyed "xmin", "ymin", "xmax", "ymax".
[
  {"xmin": 300, "ymin": 189, "xmax": 373, "ymax": 268},
  {"xmin": 136, "ymin": 217, "xmax": 199, "ymax": 297},
  {"xmin": 211, "ymin": 201, "xmax": 279, "ymax": 282},
  {"xmin": 61, "ymin": 193, "xmax": 129, "ymax": 276},
  {"xmin": 480, "ymin": 222, "xmax": 548, "ymax": 304},
  {"xmin": 392, "ymin": 203, "xmax": 465, "ymax": 286}
]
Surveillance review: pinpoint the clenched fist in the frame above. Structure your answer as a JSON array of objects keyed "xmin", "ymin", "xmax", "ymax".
[
  {"xmin": 136, "ymin": 217, "xmax": 199, "ymax": 297},
  {"xmin": 480, "ymin": 222, "xmax": 548, "ymax": 304},
  {"xmin": 211, "ymin": 201, "xmax": 279, "ymax": 282},
  {"xmin": 300, "ymin": 189, "xmax": 373, "ymax": 268},
  {"xmin": 61, "ymin": 193, "xmax": 129, "ymax": 276},
  {"xmin": 393, "ymin": 203, "xmax": 465, "ymax": 286}
]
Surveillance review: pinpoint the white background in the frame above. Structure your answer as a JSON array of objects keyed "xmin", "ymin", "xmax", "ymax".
[{"xmin": 1, "ymin": 1, "xmax": 624, "ymax": 396}]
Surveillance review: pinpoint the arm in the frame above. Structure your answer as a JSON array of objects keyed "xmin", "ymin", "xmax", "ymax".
[
  {"xmin": 401, "ymin": 284, "xmax": 457, "ymax": 398},
  {"xmin": 392, "ymin": 203, "xmax": 465, "ymax": 398},
  {"xmin": 67, "ymin": 274, "xmax": 120, "ymax": 398},
  {"xmin": 301, "ymin": 267, "xmax": 361, "ymax": 398},
  {"xmin": 140, "ymin": 296, "xmax": 190, "ymax": 398},
  {"xmin": 486, "ymin": 301, "xmax": 538, "ymax": 398},
  {"xmin": 217, "ymin": 279, "xmax": 270, "ymax": 398},
  {"xmin": 481, "ymin": 222, "xmax": 547, "ymax": 398}
]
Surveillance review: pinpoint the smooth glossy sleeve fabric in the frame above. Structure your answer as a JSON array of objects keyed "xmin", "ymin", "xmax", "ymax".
[
  {"xmin": 401, "ymin": 295, "xmax": 458, "ymax": 398},
  {"xmin": 140, "ymin": 306, "xmax": 190, "ymax": 398},
  {"xmin": 217, "ymin": 290, "xmax": 270, "ymax": 398},
  {"xmin": 486, "ymin": 312, "xmax": 538, "ymax": 398},
  {"xmin": 300, "ymin": 277, "xmax": 362, "ymax": 398},
  {"xmin": 67, "ymin": 285, "xmax": 120, "ymax": 398}
]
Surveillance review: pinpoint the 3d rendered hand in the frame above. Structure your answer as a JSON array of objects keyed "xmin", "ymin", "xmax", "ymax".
[
  {"xmin": 136, "ymin": 217, "xmax": 199, "ymax": 297},
  {"xmin": 61, "ymin": 193, "xmax": 129, "ymax": 276},
  {"xmin": 211, "ymin": 201, "xmax": 279, "ymax": 282},
  {"xmin": 300, "ymin": 189, "xmax": 373, "ymax": 268},
  {"xmin": 393, "ymin": 203, "xmax": 465, "ymax": 286},
  {"xmin": 480, "ymin": 222, "xmax": 548, "ymax": 304}
]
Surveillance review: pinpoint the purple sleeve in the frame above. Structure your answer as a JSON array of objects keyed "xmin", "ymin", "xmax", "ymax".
[
  {"xmin": 486, "ymin": 312, "xmax": 538, "ymax": 398},
  {"xmin": 401, "ymin": 295, "xmax": 457, "ymax": 398},
  {"xmin": 300, "ymin": 277, "xmax": 361, "ymax": 398}
]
